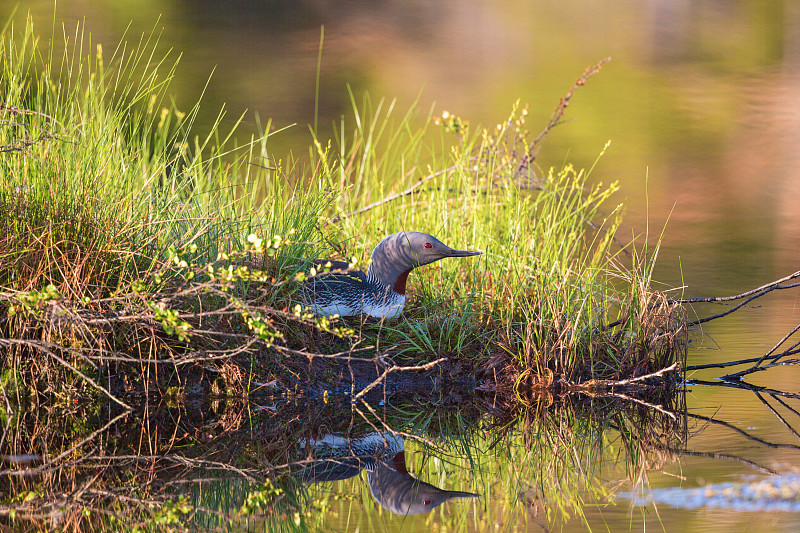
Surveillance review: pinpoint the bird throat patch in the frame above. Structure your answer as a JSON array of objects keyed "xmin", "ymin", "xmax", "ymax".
[{"xmin": 393, "ymin": 269, "xmax": 411, "ymax": 295}]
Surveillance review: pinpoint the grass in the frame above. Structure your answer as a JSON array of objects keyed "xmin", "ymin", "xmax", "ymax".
[{"xmin": 0, "ymin": 12, "xmax": 686, "ymax": 414}]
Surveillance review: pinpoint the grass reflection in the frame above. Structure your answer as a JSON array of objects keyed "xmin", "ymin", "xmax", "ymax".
[{"xmin": 0, "ymin": 384, "xmax": 686, "ymax": 531}]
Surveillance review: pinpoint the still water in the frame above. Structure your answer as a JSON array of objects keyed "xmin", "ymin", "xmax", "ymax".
[{"xmin": 6, "ymin": 1, "xmax": 800, "ymax": 531}]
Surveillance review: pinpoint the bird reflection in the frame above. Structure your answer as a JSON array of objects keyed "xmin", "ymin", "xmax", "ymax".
[{"xmin": 299, "ymin": 432, "xmax": 479, "ymax": 515}]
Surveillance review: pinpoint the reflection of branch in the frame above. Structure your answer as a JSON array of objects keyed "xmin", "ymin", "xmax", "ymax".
[
  {"xmin": 753, "ymin": 391, "xmax": 800, "ymax": 443},
  {"xmin": 604, "ymin": 391, "xmax": 677, "ymax": 420},
  {"xmin": 0, "ymin": 411, "xmax": 129, "ymax": 477},
  {"xmin": 687, "ymin": 412, "xmax": 800, "ymax": 450},
  {"xmin": 0, "ymin": 339, "xmax": 131, "ymax": 409},
  {"xmin": 679, "ymin": 450, "xmax": 776, "ymax": 475}
]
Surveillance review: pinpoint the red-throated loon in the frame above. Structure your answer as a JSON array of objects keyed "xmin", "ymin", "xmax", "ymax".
[{"xmin": 303, "ymin": 231, "xmax": 481, "ymax": 318}]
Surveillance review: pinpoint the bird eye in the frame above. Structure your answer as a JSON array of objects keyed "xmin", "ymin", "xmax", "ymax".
[
  {"xmin": 424, "ymin": 499, "xmax": 431, "ymax": 505},
  {"xmin": 424, "ymin": 243, "xmax": 432, "ymax": 248}
]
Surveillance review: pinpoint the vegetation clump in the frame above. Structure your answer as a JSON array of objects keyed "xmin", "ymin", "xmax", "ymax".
[
  {"xmin": 0, "ymin": 14, "xmax": 699, "ymax": 533},
  {"xmin": 0, "ymin": 16, "xmax": 686, "ymax": 410}
]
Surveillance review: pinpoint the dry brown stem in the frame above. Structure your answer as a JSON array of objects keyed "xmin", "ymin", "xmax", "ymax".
[{"xmin": 514, "ymin": 57, "xmax": 612, "ymax": 180}]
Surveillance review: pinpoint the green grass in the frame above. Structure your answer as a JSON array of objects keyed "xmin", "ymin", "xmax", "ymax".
[
  {"xmin": 0, "ymin": 12, "xmax": 691, "ymax": 533},
  {"xmin": 0, "ymin": 13, "xmax": 685, "ymax": 406},
  {"xmin": 301, "ymin": 95, "xmax": 686, "ymax": 389}
]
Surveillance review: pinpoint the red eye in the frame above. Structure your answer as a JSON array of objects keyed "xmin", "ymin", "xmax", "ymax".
[
  {"xmin": 424, "ymin": 499, "xmax": 431, "ymax": 505},
  {"xmin": 424, "ymin": 243, "xmax": 432, "ymax": 248}
]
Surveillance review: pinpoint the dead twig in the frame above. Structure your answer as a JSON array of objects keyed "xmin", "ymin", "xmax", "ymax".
[
  {"xmin": 723, "ymin": 322, "xmax": 800, "ymax": 380},
  {"xmin": 684, "ymin": 345, "xmax": 800, "ymax": 371},
  {"xmin": 328, "ymin": 164, "xmax": 458, "ymax": 224},
  {"xmin": 671, "ymin": 270, "xmax": 800, "ymax": 304},
  {"xmin": 352, "ymin": 357, "xmax": 448, "ymax": 401},
  {"xmin": 515, "ymin": 57, "xmax": 611, "ymax": 179},
  {"xmin": 604, "ymin": 362, "xmax": 680, "ymax": 387}
]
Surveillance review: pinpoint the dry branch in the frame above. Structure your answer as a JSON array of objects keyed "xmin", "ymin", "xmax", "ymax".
[
  {"xmin": 514, "ymin": 57, "xmax": 611, "ymax": 179},
  {"xmin": 328, "ymin": 164, "xmax": 457, "ymax": 224},
  {"xmin": 352, "ymin": 357, "xmax": 448, "ymax": 401},
  {"xmin": 723, "ymin": 321, "xmax": 800, "ymax": 379}
]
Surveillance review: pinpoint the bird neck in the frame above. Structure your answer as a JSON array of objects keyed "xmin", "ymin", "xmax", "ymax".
[
  {"xmin": 391, "ymin": 269, "xmax": 411, "ymax": 295},
  {"xmin": 367, "ymin": 261, "xmax": 413, "ymax": 296}
]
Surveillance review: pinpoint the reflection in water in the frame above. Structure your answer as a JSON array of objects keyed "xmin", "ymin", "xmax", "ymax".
[
  {"xmin": 0, "ymin": 385, "xmax": 692, "ymax": 531},
  {"xmin": 299, "ymin": 432, "xmax": 479, "ymax": 515}
]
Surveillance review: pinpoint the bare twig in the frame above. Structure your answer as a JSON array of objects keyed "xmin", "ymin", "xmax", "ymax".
[
  {"xmin": 328, "ymin": 164, "xmax": 458, "ymax": 224},
  {"xmin": 515, "ymin": 57, "xmax": 611, "ymax": 179},
  {"xmin": 0, "ymin": 339, "xmax": 131, "ymax": 409},
  {"xmin": 723, "ymin": 322, "xmax": 800, "ymax": 379},
  {"xmin": 352, "ymin": 357, "xmax": 448, "ymax": 401},
  {"xmin": 687, "ymin": 378, "xmax": 800, "ymax": 401},
  {"xmin": 604, "ymin": 362, "xmax": 680, "ymax": 387},
  {"xmin": 672, "ymin": 270, "xmax": 800, "ymax": 304},
  {"xmin": 685, "ymin": 346, "xmax": 800, "ymax": 371},
  {"xmin": 687, "ymin": 281, "xmax": 800, "ymax": 326}
]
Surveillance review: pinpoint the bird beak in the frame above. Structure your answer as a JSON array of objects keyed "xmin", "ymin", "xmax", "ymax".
[{"xmin": 446, "ymin": 248, "xmax": 482, "ymax": 257}]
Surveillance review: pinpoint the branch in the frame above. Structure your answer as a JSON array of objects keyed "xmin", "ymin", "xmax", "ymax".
[
  {"xmin": 328, "ymin": 164, "xmax": 458, "ymax": 224},
  {"xmin": 723, "ymin": 322, "xmax": 800, "ymax": 379},
  {"xmin": 577, "ymin": 362, "xmax": 680, "ymax": 390},
  {"xmin": 687, "ymin": 281, "xmax": 800, "ymax": 326},
  {"xmin": 352, "ymin": 357, "xmax": 448, "ymax": 401},
  {"xmin": 685, "ymin": 345, "xmax": 800, "ymax": 371},
  {"xmin": 605, "ymin": 362, "xmax": 679, "ymax": 387},
  {"xmin": 671, "ymin": 270, "xmax": 800, "ymax": 304},
  {"xmin": 687, "ymin": 378, "xmax": 800, "ymax": 401},
  {"xmin": 515, "ymin": 57, "xmax": 611, "ymax": 178}
]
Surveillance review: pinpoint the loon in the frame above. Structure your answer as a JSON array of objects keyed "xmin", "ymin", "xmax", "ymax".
[{"xmin": 303, "ymin": 231, "xmax": 481, "ymax": 319}]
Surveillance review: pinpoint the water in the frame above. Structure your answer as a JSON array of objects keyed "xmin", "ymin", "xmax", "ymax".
[{"xmin": 4, "ymin": 1, "xmax": 800, "ymax": 531}]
